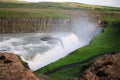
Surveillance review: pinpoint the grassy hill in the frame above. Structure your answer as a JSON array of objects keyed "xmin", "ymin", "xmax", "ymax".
[
  {"xmin": 0, "ymin": 2, "xmax": 120, "ymax": 11},
  {"xmin": 0, "ymin": 10, "xmax": 67, "ymax": 18},
  {"xmin": 0, "ymin": 1, "xmax": 120, "ymax": 19}
]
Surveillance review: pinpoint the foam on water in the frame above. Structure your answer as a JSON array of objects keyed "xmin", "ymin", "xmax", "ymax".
[{"xmin": 22, "ymin": 33, "xmax": 81, "ymax": 71}]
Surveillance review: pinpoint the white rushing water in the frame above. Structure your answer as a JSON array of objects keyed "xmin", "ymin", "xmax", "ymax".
[{"xmin": 0, "ymin": 16, "xmax": 102, "ymax": 71}]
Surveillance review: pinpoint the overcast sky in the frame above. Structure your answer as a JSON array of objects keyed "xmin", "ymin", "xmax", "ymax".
[{"xmin": 18, "ymin": 0, "xmax": 120, "ymax": 7}]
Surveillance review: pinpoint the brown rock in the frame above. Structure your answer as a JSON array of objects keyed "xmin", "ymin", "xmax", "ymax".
[
  {"xmin": 0, "ymin": 52, "xmax": 40, "ymax": 80},
  {"xmin": 80, "ymin": 52, "xmax": 120, "ymax": 80}
]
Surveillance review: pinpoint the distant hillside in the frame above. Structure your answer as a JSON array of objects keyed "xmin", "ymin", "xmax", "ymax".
[{"xmin": 0, "ymin": 2, "xmax": 120, "ymax": 11}]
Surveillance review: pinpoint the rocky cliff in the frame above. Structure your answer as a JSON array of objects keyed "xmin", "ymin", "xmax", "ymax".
[
  {"xmin": 0, "ymin": 17, "xmax": 71, "ymax": 33},
  {"xmin": 79, "ymin": 52, "xmax": 120, "ymax": 80},
  {"xmin": 0, "ymin": 52, "xmax": 43, "ymax": 80}
]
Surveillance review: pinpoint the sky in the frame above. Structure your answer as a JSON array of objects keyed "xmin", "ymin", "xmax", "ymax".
[{"xmin": 17, "ymin": 0, "xmax": 120, "ymax": 7}]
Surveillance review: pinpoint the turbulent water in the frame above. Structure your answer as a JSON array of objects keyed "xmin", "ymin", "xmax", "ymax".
[{"xmin": 0, "ymin": 16, "xmax": 102, "ymax": 71}]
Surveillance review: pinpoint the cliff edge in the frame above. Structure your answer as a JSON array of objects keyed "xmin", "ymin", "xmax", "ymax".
[
  {"xmin": 79, "ymin": 52, "xmax": 120, "ymax": 80},
  {"xmin": 0, "ymin": 52, "xmax": 40, "ymax": 80}
]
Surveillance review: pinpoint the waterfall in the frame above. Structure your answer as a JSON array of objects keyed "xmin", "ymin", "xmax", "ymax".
[
  {"xmin": 0, "ymin": 14, "xmax": 102, "ymax": 71},
  {"xmin": 22, "ymin": 33, "xmax": 81, "ymax": 71}
]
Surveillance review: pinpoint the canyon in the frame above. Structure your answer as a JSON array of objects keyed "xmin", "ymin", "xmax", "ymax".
[{"xmin": 0, "ymin": 2, "xmax": 120, "ymax": 79}]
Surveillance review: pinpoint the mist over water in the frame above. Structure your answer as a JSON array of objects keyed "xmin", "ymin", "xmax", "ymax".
[{"xmin": 0, "ymin": 13, "xmax": 102, "ymax": 71}]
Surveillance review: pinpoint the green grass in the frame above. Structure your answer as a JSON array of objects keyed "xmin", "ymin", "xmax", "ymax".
[
  {"xmin": 0, "ymin": 2, "xmax": 120, "ymax": 11},
  {"xmin": 35, "ymin": 21, "xmax": 120, "ymax": 80},
  {"xmin": 0, "ymin": 10, "xmax": 67, "ymax": 18},
  {"xmin": 100, "ymin": 14, "xmax": 120, "ymax": 22},
  {"xmin": 48, "ymin": 62, "xmax": 94, "ymax": 80}
]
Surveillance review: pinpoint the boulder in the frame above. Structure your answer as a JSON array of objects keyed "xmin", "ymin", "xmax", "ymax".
[
  {"xmin": 0, "ymin": 52, "xmax": 40, "ymax": 80},
  {"xmin": 79, "ymin": 52, "xmax": 120, "ymax": 80}
]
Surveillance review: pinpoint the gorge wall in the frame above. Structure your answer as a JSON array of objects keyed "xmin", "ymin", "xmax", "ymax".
[{"xmin": 0, "ymin": 17, "xmax": 71, "ymax": 33}]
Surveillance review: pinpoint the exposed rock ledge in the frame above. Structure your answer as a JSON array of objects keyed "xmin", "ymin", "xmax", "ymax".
[
  {"xmin": 79, "ymin": 52, "xmax": 120, "ymax": 80},
  {"xmin": 0, "ymin": 52, "xmax": 40, "ymax": 80},
  {"xmin": 1, "ymin": 52, "xmax": 120, "ymax": 80}
]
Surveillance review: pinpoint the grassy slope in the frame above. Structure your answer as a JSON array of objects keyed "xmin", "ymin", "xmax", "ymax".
[
  {"xmin": 0, "ymin": 2, "xmax": 120, "ymax": 18},
  {"xmin": 0, "ymin": 10, "xmax": 67, "ymax": 18},
  {"xmin": 0, "ymin": 2, "xmax": 120, "ymax": 11},
  {"xmin": 35, "ymin": 13, "xmax": 120, "ymax": 80}
]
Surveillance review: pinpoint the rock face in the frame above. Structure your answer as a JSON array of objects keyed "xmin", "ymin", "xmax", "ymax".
[
  {"xmin": 0, "ymin": 52, "xmax": 40, "ymax": 80},
  {"xmin": 80, "ymin": 52, "xmax": 120, "ymax": 80},
  {"xmin": 0, "ymin": 18, "xmax": 71, "ymax": 33}
]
